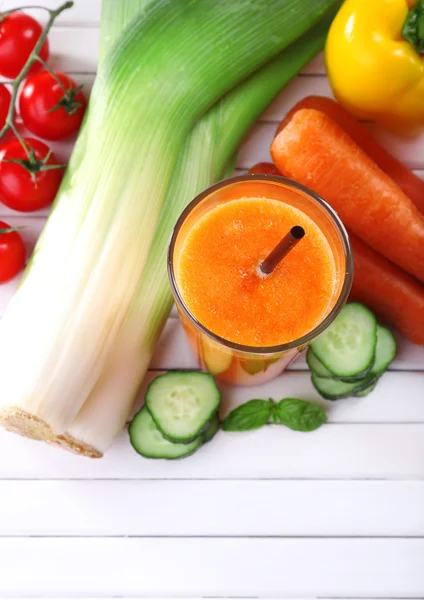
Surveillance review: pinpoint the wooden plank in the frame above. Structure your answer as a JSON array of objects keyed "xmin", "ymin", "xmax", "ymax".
[
  {"xmin": 48, "ymin": 27, "xmax": 99, "ymax": 72},
  {"xmin": 1, "ymin": 423, "xmax": 424, "ymax": 479},
  {"xmin": 1, "ymin": 480, "xmax": 423, "ymax": 536},
  {"xmin": 262, "ymin": 74, "xmax": 334, "ymax": 121},
  {"xmin": 302, "ymin": 52, "xmax": 326, "ymax": 74},
  {"xmin": 2, "ymin": 0, "xmax": 101, "ymax": 26},
  {"xmin": 0, "ymin": 537, "xmax": 423, "ymax": 596}
]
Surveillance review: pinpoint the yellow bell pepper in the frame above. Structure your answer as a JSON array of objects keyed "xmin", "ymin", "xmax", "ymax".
[{"xmin": 325, "ymin": 0, "xmax": 424, "ymax": 128}]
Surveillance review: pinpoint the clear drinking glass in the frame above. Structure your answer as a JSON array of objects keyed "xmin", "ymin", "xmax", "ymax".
[{"xmin": 168, "ymin": 175, "xmax": 353, "ymax": 386}]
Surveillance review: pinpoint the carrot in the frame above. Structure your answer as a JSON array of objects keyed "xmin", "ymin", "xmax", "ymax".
[
  {"xmin": 248, "ymin": 160, "xmax": 424, "ymax": 343},
  {"xmin": 271, "ymin": 108, "xmax": 424, "ymax": 283},
  {"xmin": 349, "ymin": 234, "xmax": 424, "ymax": 345},
  {"xmin": 248, "ymin": 162, "xmax": 280, "ymax": 175},
  {"xmin": 276, "ymin": 96, "xmax": 424, "ymax": 214}
]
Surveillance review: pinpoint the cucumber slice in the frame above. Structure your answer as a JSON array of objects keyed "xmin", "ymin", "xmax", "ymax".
[
  {"xmin": 355, "ymin": 380, "xmax": 378, "ymax": 398},
  {"xmin": 372, "ymin": 325, "xmax": 397, "ymax": 374},
  {"xmin": 202, "ymin": 412, "xmax": 220, "ymax": 444},
  {"xmin": 306, "ymin": 349, "xmax": 366, "ymax": 382},
  {"xmin": 311, "ymin": 373, "xmax": 378, "ymax": 400},
  {"xmin": 311, "ymin": 324, "xmax": 397, "ymax": 400},
  {"xmin": 145, "ymin": 371, "xmax": 221, "ymax": 443},
  {"xmin": 129, "ymin": 407, "xmax": 201, "ymax": 459},
  {"xmin": 310, "ymin": 303, "xmax": 377, "ymax": 377}
]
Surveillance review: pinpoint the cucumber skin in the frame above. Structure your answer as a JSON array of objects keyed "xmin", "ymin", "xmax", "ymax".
[
  {"xmin": 311, "ymin": 374, "xmax": 379, "ymax": 401},
  {"xmin": 128, "ymin": 407, "xmax": 202, "ymax": 460},
  {"xmin": 310, "ymin": 303, "xmax": 377, "ymax": 378},
  {"xmin": 354, "ymin": 379, "xmax": 379, "ymax": 398},
  {"xmin": 146, "ymin": 371, "xmax": 221, "ymax": 444},
  {"xmin": 160, "ymin": 412, "xmax": 214, "ymax": 445},
  {"xmin": 310, "ymin": 346, "xmax": 375, "ymax": 380},
  {"xmin": 306, "ymin": 349, "xmax": 373, "ymax": 383},
  {"xmin": 202, "ymin": 412, "xmax": 220, "ymax": 444}
]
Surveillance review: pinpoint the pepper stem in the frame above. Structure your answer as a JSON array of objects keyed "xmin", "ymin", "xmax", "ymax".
[{"xmin": 402, "ymin": 0, "xmax": 424, "ymax": 54}]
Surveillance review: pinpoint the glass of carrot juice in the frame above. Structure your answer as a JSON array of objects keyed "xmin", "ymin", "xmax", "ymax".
[{"xmin": 168, "ymin": 175, "xmax": 353, "ymax": 386}]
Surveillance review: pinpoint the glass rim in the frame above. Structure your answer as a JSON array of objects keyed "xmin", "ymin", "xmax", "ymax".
[{"xmin": 167, "ymin": 174, "xmax": 354, "ymax": 355}]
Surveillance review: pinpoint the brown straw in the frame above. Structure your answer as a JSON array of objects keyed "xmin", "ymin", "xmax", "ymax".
[{"xmin": 260, "ymin": 226, "xmax": 305, "ymax": 275}]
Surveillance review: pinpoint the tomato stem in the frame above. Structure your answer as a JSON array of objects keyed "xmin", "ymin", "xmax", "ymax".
[
  {"xmin": 0, "ymin": 3, "xmax": 73, "ymax": 19},
  {"xmin": 0, "ymin": 227, "xmax": 24, "ymax": 234},
  {"xmin": 0, "ymin": 1, "xmax": 74, "ymax": 158},
  {"xmin": 9, "ymin": 123, "xmax": 33, "ymax": 159},
  {"xmin": 35, "ymin": 56, "xmax": 67, "ymax": 93},
  {"xmin": 34, "ymin": 56, "xmax": 85, "ymax": 114}
]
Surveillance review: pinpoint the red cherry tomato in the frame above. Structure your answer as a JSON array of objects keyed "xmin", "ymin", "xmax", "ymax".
[
  {"xmin": 0, "ymin": 220, "xmax": 26, "ymax": 283},
  {"xmin": 19, "ymin": 71, "xmax": 87, "ymax": 140},
  {"xmin": 0, "ymin": 137, "xmax": 63, "ymax": 212},
  {"xmin": 0, "ymin": 85, "xmax": 11, "ymax": 129},
  {"xmin": 0, "ymin": 12, "xmax": 49, "ymax": 79}
]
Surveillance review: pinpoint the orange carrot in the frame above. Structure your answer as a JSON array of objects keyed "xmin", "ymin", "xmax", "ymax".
[
  {"xmin": 271, "ymin": 108, "xmax": 424, "ymax": 283},
  {"xmin": 349, "ymin": 234, "xmax": 424, "ymax": 345},
  {"xmin": 276, "ymin": 96, "xmax": 424, "ymax": 214},
  {"xmin": 248, "ymin": 162, "xmax": 281, "ymax": 176}
]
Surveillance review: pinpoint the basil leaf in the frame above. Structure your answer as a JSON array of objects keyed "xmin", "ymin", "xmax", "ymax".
[
  {"xmin": 270, "ymin": 401, "xmax": 280, "ymax": 425},
  {"xmin": 277, "ymin": 398, "xmax": 327, "ymax": 432},
  {"xmin": 222, "ymin": 399, "xmax": 272, "ymax": 432}
]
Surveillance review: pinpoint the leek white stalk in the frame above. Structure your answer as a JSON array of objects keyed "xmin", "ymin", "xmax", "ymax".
[{"xmin": 54, "ymin": 6, "xmax": 337, "ymax": 457}]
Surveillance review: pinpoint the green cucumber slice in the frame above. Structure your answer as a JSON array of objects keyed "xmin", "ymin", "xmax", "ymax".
[
  {"xmin": 354, "ymin": 380, "xmax": 378, "ymax": 397},
  {"xmin": 311, "ymin": 374, "xmax": 378, "ymax": 400},
  {"xmin": 306, "ymin": 349, "xmax": 366, "ymax": 382},
  {"xmin": 202, "ymin": 412, "xmax": 220, "ymax": 444},
  {"xmin": 145, "ymin": 371, "xmax": 221, "ymax": 443},
  {"xmin": 129, "ymin": 407, "xmax": 201, "ymax": 459},
  {"xmin": 310, "ymin": 303, "xmax": 377, "ymax": 377},
  {"xmin": 372, "ymin": 325, "xmax": 397, "ymax": 374}
]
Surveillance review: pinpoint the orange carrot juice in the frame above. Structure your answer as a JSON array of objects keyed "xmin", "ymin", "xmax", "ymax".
[{"xmin": 168, "ymin": 176, "xmax": 352, "ymax": 385}]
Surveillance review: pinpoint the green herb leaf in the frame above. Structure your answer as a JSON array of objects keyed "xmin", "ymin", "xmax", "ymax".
[
  {"xmin": 277, "ymin": 398, "xmax": 327, "ymax": 432},
  {"xmin": 222, "ymin": 399, "xmax": 272, "ymax": 431},
  {"xmin": 270, "ymin": 401, "xmax": 280, "ymax": 425},
  {"xmin": 403, "ymin": 0, "xmax": 424, "ymax": 54}
]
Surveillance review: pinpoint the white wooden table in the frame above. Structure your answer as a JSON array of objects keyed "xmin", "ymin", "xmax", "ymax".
[{"xmin": 1, "ymin": 1, "xmax": 424, "ymax": 597}]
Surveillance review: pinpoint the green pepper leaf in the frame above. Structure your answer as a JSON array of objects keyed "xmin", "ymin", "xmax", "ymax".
[
  {"xmin": 277, "ymin": 398, "xmax": 327, "ymax": 432},
  {"xmin": 222, "ymin": 399, "xmax": 272, "ymax": 431},
  {"xmin": 403, "ymin": 0, "xmax": 424, "ymax": 54}
]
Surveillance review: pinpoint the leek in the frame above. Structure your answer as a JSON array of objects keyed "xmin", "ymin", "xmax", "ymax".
[
  {"xmin": 0, "ymin": 0, "xmax": 338, "ymax": 442},
  {"xmin": 54, "ymin": 5, "xmax": 338, "ymax": 457}
]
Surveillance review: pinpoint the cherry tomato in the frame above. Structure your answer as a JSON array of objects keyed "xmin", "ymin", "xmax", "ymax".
[
  {"xmin": 0, "ymin": 137, "xmax": 63, "ymax": 212},
  {"xmin": 0, "ymin": 85, "xmax": 10, "ymax": 129},
  {"xmin": 19, "ymin": 71, "xmax": 87, "ymax": 140},
  {"xmin": 0, "ymin": 220, "xmax": 25, "ymax": 283},
  {"xmin": 0, "ymin": 12, "xmax": 49, "ymax": 79}
]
